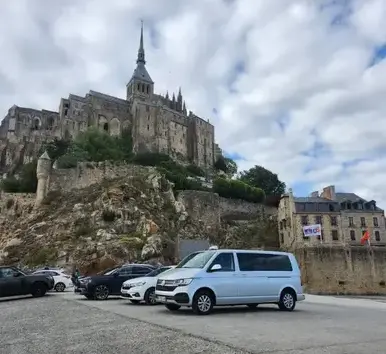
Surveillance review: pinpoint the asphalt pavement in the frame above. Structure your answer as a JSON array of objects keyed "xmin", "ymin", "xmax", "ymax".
[{"xmin": 2, "ymin": 292, "xmax": 386, "ymax": 354}]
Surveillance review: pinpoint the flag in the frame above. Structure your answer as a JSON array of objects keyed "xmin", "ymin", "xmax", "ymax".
[{"xmin": 360, "ymin": 230, "xmax": 370, "ymax": 245}]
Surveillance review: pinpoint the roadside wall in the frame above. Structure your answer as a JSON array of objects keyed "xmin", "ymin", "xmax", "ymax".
[{"xmin": 295, "ymin": 246, "xmax": 386, "ymax": 295}]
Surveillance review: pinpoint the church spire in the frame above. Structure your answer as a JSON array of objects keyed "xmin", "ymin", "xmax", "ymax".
[{"xmin": 137, "ymin": 20, "xmax": 145, "ymax": 64}]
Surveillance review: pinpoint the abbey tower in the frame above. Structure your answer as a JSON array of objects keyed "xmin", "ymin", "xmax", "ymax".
[{"xmin": 0, "ymin": 23, "xmax": 217, "ymax": 172}]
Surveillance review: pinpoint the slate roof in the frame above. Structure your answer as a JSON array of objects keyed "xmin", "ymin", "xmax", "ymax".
[
  {"xmin": 88, "ymin": 90, "xmax": 130, "ymax": 105},
  {"xmin": 294, "ymin": 193, "xmax": 383, "ymax": 211},
  {"xmin": 294, "ymin": 197, "xmax": 338, "ymax": 204},
  {"xmin": 130, "ymin": 63, "xmax": 153, "ymax": 84},
  {"xmin": 335, "ymin": 192, "xmax": 383, "ymax": 211},
  {"xmin": 335, "ymin": 192, "xmax": 366, "ymax": 203}
]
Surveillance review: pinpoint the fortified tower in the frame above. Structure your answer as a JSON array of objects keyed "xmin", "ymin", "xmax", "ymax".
[{"xmin": 35, "ymin": 151, "xmax": 51, "ymax": 207}]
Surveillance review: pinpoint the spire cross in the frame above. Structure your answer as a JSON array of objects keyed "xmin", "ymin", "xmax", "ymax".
[{"xmin": 137, "ymin": 19, "xmax": 145, "ymax": 64}]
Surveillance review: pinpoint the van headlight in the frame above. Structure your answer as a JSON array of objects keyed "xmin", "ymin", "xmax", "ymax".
[{"xmin": 173, "ymin": 278, "xmax": 193, "ymax": 286}]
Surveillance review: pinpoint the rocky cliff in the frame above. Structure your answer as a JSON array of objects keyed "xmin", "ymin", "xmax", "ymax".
[{"xmin": 0, "ymin": 168, "xmax": 278, "ymax": 274}]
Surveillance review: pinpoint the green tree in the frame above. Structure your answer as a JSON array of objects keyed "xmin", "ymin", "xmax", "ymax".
[
  {"xmin": 40, "ymin": 138, "xmax": 71, "ymax": 162},
  {"xmin": 239, "ymin": 165, "xmax": 285, "ymax": 197},
  {"xmin": 74, "ymin": 128, "xmax": 124, "ymax": 162},
  {"xmin": 214, "ymin": 156, "xmax": 227, "ymax": 172},
  {"xmin": 56, "ymin": 128, "xmax": 127, "ymax": 167},
  {"xmin": 224, "ymin": 157, "xmax": 237, "ymax": 177},
  {"xmin": 116, "ymin": 128, "xmax": 133, "ymax": 160},
  {"xmin": 0, "ymin": 161, "xmax": 38, "ymax": 193}
]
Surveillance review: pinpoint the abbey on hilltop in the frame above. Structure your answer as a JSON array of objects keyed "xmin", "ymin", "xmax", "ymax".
[{"xmin": 0, "ymin": 23, "xmax": 219, "ymax": 172}]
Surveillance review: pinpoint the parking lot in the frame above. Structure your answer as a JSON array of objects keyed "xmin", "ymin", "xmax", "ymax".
[{"xmin": 2, "ymin": 292, "xmax": 386, "ymax": 354}]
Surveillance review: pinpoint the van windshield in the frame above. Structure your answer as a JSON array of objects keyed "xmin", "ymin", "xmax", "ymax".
[{"xmin": 177, "ymin": 251, "xmax": 216, "ymax": 269}]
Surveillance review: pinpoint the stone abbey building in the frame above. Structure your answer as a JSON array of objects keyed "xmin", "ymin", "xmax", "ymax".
[{"xmin": 0, "ymin": 24, "xmax": 217, "ymax": 172}]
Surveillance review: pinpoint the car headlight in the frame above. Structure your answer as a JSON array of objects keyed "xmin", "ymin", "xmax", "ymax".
[
  {"xmin": 132, "ymin": 281, "xmax": 146, "ymax": 287},
  {"xmin": 173, "ymin": 278, "xmax": 193, "ymax": 286}
]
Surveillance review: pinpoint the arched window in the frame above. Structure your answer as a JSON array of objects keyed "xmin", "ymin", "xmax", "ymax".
[
  {"xmin": 47, "ymin": 117, "xmax": 54, "ymax": 130},
  {"xmin": 137, "ymin": 83, "xmax": 140, "ymax": 91},
  {"xmin": 146, "ymin": 85, "xmax": 149, "ymax": 94},
  {"xmin": 32, "ymin": 117, "xmax": 40, "ymax": 130},
  {"xmin": 142, "ymin": 84, "xmax": 145, "ymax": 92},
  {"xmin": 109, "ymin": 118, "xmax": 120, "ymax": 136}
]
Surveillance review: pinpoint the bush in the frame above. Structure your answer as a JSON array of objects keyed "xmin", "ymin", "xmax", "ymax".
[
  {"xmin": 40, "ymin": 138, "xmax": 71, "ymax": 163},
  {"xmin": 1, "ymin": 177, "xmax": 20, "ymax": 193},
  {"xmin": 1, "ymin": 161, "xmax": 38, "ymax": 193},
  {"xmin": 56, "ymin": 127, "xmax": 134, "ymax": 168},
  {"xmin": 214, "ymin": 156, "xmax": 227, "ymax": 173},
  {"xmin": 186, "ymin": 164, "xmax": 205, "ymax": 177},
  {"xmin": 213, "ymin": 177, "xmax": 265, "ymax": 203},
  {"xmin": 132, "ymin": 152, "xmax": 171, "ymax": 167},
  {"xmin": 26, "ymin": 247, "xmax": 58, "ymax": 267},
  {"xmin": 157, "ymin": 167, "xmax": 210, "ymax": 193}
]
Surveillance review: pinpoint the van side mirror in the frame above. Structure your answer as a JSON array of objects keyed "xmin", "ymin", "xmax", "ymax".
[{"xmin": 209, "ymin": 264, "xmax": 222, "ymax": 272}]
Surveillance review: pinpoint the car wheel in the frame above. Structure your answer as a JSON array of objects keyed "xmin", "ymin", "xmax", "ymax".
[
  {"xmin": 54, "ymin": 282, "xmax": 66, "ymax": 292},
  {"xmin": 165, "ymin": 304, "xmax": 181, "ymax": 312},
  {"xmin": 94, "ymin": 285, "xmax": 109, "ymax": 300},
  {"xmin": 247, "ymin": 304, "xmax": 258, "ymax": 309},
  {"xmin": 144, "ymin": 287, "xmax": 157, "ymax": 305},
  {"xmin": 278, "ymin": 289, "xmax": 296, "ymax": 311},
  {"xmin": 130, "ymin": 300, "xmax": 140, "ymax": 304},
  {"xmin": 192, "ymin": 290, "xmax": 214, "ymax": 315},
  {"xmin": 31, "ymin": 282, "xmax": 47, "ymax": 298}
]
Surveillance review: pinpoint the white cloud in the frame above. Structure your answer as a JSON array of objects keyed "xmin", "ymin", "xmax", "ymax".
[{"xmin": 1, "ymin": 0, "xmax": 386, "ymax": 206}]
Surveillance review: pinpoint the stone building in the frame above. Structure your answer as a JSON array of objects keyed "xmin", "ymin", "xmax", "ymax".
[
  {"xmin": 278, "ymin": 185, "xmax": 386, "ymax": 248},
  {"xmin": 0, "ymin": 23, "xmax": 217, "ymax": 173}
]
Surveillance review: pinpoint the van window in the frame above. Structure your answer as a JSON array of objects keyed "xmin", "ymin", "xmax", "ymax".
[
  {"xmin": 209, "ymin": 252, "xmax": 235, "ymax": 272},
  {"xmin": 177, "ymin": 251, "xmax": 202, "ymax": 268},
  {"xmin": 237, "ymin": 253, "xmax": 293, "ymax": 272},
  {"xmin": 178, "ymin": 251, "xmax": 216, "ymax": 269}
]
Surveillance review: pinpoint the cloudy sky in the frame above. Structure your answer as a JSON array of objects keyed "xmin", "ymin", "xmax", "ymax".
[{"xmin": 1, "ymin": 0, "xmax": 386, "ymax": 204}]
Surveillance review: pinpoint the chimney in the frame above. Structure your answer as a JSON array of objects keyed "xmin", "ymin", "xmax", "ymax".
[
  {"xmin": 310, "ymin": 191, "xmax": 319, "ymax": 198},
  {"xmin": 321, "ymin": 185, "xmax": 336, "ymax": 200}
]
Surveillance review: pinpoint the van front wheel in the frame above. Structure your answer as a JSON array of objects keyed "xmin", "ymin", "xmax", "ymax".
[
  {"xmin": 192, "ymin": 290, "xmax": 214, "ymax": 315},
  {"xmin": 278, "ymin": 289, "xmax": 296, "ymax": 311}
]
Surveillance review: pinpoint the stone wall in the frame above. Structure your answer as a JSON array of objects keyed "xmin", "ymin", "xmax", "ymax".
[
  {"xmin": 220, "ymin": 197, "xmax": 277, "ymax": 220},
  {"xmin": 178, "ymin": 190, "xmax": 277, "ymax": 225},
  {"xmin": 295, "ymin": 246, "xmax": 386, "ymax": 295},
  {"xmin": 48, "ymin": 162, "xmax": 157, "ymax": 193},
  {"xmin": 177, "ymin": 190, "xmax": 220, "ymax": 230}
]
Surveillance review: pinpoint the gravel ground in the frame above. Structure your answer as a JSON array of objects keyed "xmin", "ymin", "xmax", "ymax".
[
  {"xmin": 3, "ymin": 292, "xmax": 386, "ymax": 354},
  {"xmin": 0, "ymin": 294, "xmax": 246, "ymax": 354}
]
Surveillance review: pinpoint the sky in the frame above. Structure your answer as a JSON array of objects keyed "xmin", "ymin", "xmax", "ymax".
[{"xmin": 1, "ymin": 0, "xmax": 386, "ymax": 204}]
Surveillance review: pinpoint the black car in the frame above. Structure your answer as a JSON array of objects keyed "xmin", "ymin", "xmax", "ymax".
[
  {"xmin": 0, "ymin": 266, "xmax": 55, "ymax": 298},
  {"xmin": 76, "ymin": 264, "xmax": 156, "ymax": 300}
]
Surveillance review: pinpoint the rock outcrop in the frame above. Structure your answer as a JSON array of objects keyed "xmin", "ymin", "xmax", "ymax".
[{"xmin": 0, "ymin": 168, "xmax": 279, "ymax": 274}]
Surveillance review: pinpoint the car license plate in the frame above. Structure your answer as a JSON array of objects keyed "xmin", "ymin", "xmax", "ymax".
[{"xmin": 158, "ymin": 296, "xmax": 166, "ymax": 302}]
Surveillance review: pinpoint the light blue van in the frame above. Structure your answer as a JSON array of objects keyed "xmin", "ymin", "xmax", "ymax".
[{"xmin": 155, "ymin": 248, "xmax": 305, "ymax": 315}]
